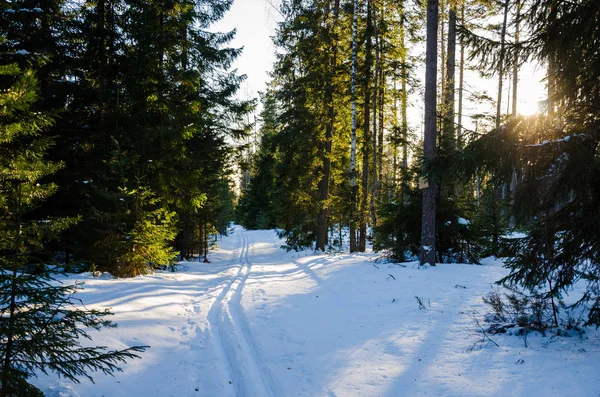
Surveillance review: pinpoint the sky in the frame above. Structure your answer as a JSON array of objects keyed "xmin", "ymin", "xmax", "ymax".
[{"xmin": 212, "ymin": 0, "xmax": 281, "ymax": 102}]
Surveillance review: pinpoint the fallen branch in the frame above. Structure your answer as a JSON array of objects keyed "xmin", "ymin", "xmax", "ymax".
[{"xmin": 469, "ymin": 314, "xmax": 499, "ymax": 350}]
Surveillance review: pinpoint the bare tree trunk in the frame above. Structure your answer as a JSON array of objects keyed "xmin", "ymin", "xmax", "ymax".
[
  {"xmin": 420, "ymin": 0, "xmax": 439, "ymax": 267},
  {"xmin": 400, "ymin": 2, "xmax": 409, "ymax": 199},
  {"xmin": 547, "ymin": 3, "xmax": 556, "ymax": 118},
  {"xmin": 512, "ymin": 0, "xmax": 520, "ymax": 117},
  {"xmin": 377, "ymin": 0, "xmax": 385, "ymax": 193},
  {"xmin": 457, "ymin": 5, "xmax": 465, "ymax": 148},
  {"xmin": 495, "ymin": 0, "xmax": 509, "ymax": 130},
  {"xmin": 392, "ymin": 75, "xmax": 398, "ymax": 188},
  {"xmin": 349, "ymin": 0, "xmax": 359, "ymax": 252},
  {"xmin": 495, "ymin": 0, "xmax": 508, "ymax": 236},
  {"xmin": 203, "ymin": 219, "xmax": 209, "ymax": 263},
  {"xmin": 378, "ymin": 69, "xmax": 384, "ymax": 197},
  {"xmin": 440, "ymin": 0, "xmax": 446, "ymax": 107},
  {"xmin": 360, "ymin": 0, "xmax": 374, "ymax": 252},
  {"xmin": 444, "ymin": 4, "xmax": 456, "ymax": 149},
  {"xmin": 371, "ymin": 8, "xmax": 379, "ymax": 229},
  {"xmin": 509, "ymin": 0, "xmax": 520, "ymax": 229}
]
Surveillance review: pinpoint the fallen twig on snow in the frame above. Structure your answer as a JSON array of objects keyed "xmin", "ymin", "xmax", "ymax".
[{"xmin": 469, "ymin": 314, "xmax": 499, "ymax": 351}]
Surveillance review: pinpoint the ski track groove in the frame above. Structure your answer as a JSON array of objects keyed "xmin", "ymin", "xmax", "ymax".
[{"xmin": 206, "ymin": 230, "xmax": 283, "ymax": 397}]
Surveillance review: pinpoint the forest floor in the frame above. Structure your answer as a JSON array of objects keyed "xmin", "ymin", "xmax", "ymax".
[{"xmin": 34, "ymin": 226, "xmax": 600, "ymax": 397}]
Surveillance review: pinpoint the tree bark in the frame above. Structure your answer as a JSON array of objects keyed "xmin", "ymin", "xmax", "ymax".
[
  {"xmin": 360, "ymin": 0, "xmax": 374, "ymax": 252},
  {"xmin": 509, "ymin": 0, "xmax": 520, "ymax": 229},
  {"xmin": 444, "ymin": 5, "xmax": 456, "ymax": 150},
  {"xmin": 371, "ymin": 7, "xmax": 379, "ymax": 229},
  {"xmin": 349, "ymin": 0, "xmax": 358, "ymax": 253},
  {"xmin": 400, "ymin": 2, "xmax": 408, "ymax": 199},
  {"xmin": 496, "ymin": 0, "xmax": 509, "ymax": 131},
  {"xmin": 512, "ymin": 0, "xmax": 520, "ymax": 117},
  {"xmin": 457, "ymin": 5, "xmax": 464, "ymax": 148},
  {"xmin": 377, "ymin": 68, "xmax": 384, "ymax": 197},
  {"xmin": 420, "ymin": 0, "xmax": 439, "ymax": 267}
]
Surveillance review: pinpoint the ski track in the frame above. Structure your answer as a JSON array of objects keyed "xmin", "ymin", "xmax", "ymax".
[{"xmin": 206, "ymin": 229, "xmax": 283, "ymax": 397}]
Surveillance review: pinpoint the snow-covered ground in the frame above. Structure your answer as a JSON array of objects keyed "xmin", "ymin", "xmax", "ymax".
[{"xmin": 35, "ymin": 227, "xmax": 600, "ymax": 396}]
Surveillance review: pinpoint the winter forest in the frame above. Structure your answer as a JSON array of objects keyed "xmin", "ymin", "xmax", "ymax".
[{"xmin": 1, "ymin": 0, "xmax": 600, "ymax": 395}]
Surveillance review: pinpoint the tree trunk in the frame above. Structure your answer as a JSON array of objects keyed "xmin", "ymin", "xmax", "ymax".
[
  {"xmin": 495, "ymin": 0, "xmax": 509, "ymax": 130},
  {"xmin": 547, "ymin": 3, "xmax": 557, "ymax": 118},
  {"xmin": 377, "ymin": 69, "xmax": 384, "ymax": 197},
  {"xmin": 371, "ymin": 8, "xmax": 379, "ymax": 229},
  {"xmin": 440, "ymin": 0, "xmax": 445, "ymax": 107},
  {"xmin": 400, "ymin": 2, "xmax": 409, "ymax": 199},
  {"xmin": 457, "ymin": 5, "xmax": 465, "ymax": 148},
  {"xmin": 203, "ymin": 219, "xmax": 209, "ymax": 263},
  {"xmin": 509, "ymin": 0, "xmax": 520, "ymax": 229},
  {"xmin": 512, "ymin": 0, "xmax": 520, "ymax": 117},
  {"xmin": 420, "ymin": 0, "xmax": 439, "ymax": 267},
  {"xmin": 360, "ymin": 0, "xmax": 374, "ymax": 253},
  {"xmin": 444, "ymin": 5, "xmax": 456, "ymax": 150},
  {"xmin": 349, "ymin": 0, "xmax": 358, "ymax": 252}
]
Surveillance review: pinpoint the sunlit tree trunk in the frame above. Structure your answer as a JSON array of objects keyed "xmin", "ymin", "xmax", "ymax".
[{"xmin": 371, "ymin": 5, "xmax": 380, "ymax": 229}]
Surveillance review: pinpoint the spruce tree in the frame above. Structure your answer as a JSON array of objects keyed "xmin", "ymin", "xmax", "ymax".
[{"xmin": 0, "ymin": 60, "xmax": 146, "ymax": 396}]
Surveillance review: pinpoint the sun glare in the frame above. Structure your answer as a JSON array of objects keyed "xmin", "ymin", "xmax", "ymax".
[
  {"xmin": 518, "ymin": 98, "xmax": 542, "ymax": 116},
  {"xmin": 516, "ymin": 64, "xmax": 547, "ymax": 117}
]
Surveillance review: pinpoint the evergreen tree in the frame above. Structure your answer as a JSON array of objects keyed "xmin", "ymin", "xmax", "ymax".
[{"xmin": 0, "ymin": 58, "xmax": 146, "ymax": 396}]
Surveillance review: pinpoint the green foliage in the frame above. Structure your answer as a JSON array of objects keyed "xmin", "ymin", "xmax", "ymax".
[
  {"xmin": 0, "ymin": 61, "xmax": 145, "ymax": 396},
  {"xmin": 0, "ymin": 269, "xmax": 147, "ymax": 396},
  {"xmin": 0, "ymin": 0, "xmax": 245, "ymax": 270},
  {"xmin": 455, "ymin": 0, "xmax": 600, "ymax": 327},
  {"xmin": 236, "ymin": 90, "xmax": 280, "ymax": 231},
  {"xmin": 93, "ymin": 185, "xmax": 178, "ymax": 277}
]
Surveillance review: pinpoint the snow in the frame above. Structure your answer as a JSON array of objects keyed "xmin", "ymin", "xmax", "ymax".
[
  {"xmin": 457, "ymin": 217, "xmax": 470, "ymax": 225},
  {"xmin": 502, "ymin": 231, "xmax": 528, "ymax": 239},
  {"xmin": 526, "ymin": 134, "xmax": 586, "ymax": 147},
  {"xmin": 15, "ymin": 50, "xmax": 30, "ymax": 55},
  {"xmin": 33, "ymin": 227, "xmax": 600, "ymax": 396}
]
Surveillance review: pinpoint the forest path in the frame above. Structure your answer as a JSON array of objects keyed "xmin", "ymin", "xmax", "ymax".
[{"xmin": 205, "ymin": 229, "xmax": 283, "ymax": 397}]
